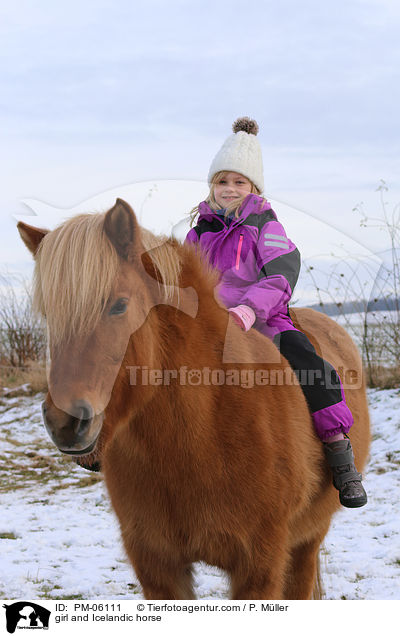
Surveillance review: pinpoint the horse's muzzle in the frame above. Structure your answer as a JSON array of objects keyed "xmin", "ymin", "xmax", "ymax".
[{"xmin": 42, "ymin": 399, "xmax": 103, "ymax": 456}]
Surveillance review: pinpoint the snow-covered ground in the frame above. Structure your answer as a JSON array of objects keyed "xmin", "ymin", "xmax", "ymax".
[{"xmin": 0, "ymin": 387, "xmax": 399, "ymax": 601}]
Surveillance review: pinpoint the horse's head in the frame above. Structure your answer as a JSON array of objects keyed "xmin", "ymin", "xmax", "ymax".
[{"xmin": 18, "ymin": 199, "xmax": 178, "ymax": 458}]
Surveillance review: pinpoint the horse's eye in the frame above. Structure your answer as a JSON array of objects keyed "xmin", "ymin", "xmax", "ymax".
[{"xmin": 109, "ymin": 298, "xmax": 128, "ymax": 315}]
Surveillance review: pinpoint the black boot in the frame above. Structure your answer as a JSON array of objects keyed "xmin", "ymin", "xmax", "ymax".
[{"xmin": 323, "ymin": 438, "xmax": 367, "ymax": 508}]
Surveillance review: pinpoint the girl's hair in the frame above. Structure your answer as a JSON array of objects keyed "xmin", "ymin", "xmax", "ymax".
[{"xmin": 189, "ymin": 171, "xmax": 263, "ymax": 226}]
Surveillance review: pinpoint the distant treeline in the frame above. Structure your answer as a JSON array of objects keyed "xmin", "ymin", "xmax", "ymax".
[{"xmin": 306, "ymin": 297, "xmax": 400, "ymax": 316}]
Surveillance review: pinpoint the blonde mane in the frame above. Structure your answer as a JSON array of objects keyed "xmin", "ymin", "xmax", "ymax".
[{"xmin": 33, "ymin": 213, "xmax": 182, "ymax": 344}]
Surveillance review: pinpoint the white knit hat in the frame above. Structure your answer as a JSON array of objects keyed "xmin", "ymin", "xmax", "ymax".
[{"xmin": 208, "ymin": 117, "xmax": 264, "ymax": 193}]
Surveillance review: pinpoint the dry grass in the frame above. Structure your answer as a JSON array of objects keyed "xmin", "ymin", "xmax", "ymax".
[
  {"xmin": 365, "ymin": 364, "xmax": 400, "ymax": 389},
  {"xmin": 0, "ymin": 360, "xmax": 47, "ymax": 395},
  {"xmin": 0, "ymin": 446, "xmax": 102, "ymax": 495}
]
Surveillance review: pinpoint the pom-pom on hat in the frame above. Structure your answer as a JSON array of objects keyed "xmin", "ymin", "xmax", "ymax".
[{"xmin": 207, "ymin": 117, "xmax": 264, "ymax": 193}]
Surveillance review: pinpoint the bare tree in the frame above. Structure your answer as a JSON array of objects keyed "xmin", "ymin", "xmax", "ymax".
[
  {"xmin": 305, "ymin": 182, "xmax": 400, "ymax": 387},
  {"xmin": 0, "ymin": 273, "xmax": 46, "ymax": 368}
]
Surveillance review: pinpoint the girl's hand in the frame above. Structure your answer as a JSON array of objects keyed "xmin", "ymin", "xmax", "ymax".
[{"xmin": 228, "ymin": 305, "xmax": 256, "ymax": 331}]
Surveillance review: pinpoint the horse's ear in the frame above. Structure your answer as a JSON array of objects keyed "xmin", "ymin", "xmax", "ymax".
[
  {"xmin": 17, "ymin": 222, "xmax": 48, "ymax": 256},
  {"xmin": 104, "ymin": 198, "xmax": 140, "ymax": 261}
]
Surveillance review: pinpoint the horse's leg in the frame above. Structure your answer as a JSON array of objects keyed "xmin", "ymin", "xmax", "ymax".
[
  {"xmin": 128, "ymin": 546, "xmax": 196, "ymax": 600},
  {"xmin": 137, "ymin": 562, "xmax": 196, "ymax": 600},
  {"xmin": 230, "ymin": 561, "xmax": 287, "ymax": 600},
  {"xmin": 229, "ymin": 538, "xmax": 289, "ymax": 600},
  {"xmin": 283, "ymin": 534, "xmax": 326, "ymax": 600}
]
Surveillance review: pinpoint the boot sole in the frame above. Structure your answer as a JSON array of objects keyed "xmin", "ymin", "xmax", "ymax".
[{"xmin": 339, "ymin": 495, "xmax": 367, "ymax": 508}]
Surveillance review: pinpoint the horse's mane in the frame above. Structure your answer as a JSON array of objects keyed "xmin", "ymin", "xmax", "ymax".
[{"xmin": 33, "ymin": 212, "xmax": 182, "ymax": 345}]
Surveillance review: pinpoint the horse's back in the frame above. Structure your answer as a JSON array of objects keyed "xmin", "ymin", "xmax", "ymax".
[{"xmin": 290, "ymin": 307, "xmax": 371, "ymax": 472}]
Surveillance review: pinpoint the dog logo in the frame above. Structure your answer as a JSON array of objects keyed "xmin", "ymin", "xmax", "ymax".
[{"xmin": 3, "ymin": 602, "xmax": 50, "ymax": 633}]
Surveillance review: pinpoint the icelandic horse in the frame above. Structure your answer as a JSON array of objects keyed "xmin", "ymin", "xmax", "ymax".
[{"xmin": 18, "ymin": 198, "xmax": 370, "ymax": 599}]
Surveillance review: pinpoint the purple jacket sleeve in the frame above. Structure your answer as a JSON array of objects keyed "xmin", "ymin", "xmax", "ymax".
[
  {"xmin": 185, "ymin": 227, "xmax": 199, "ymax": 244},
  {"xmin": 239, "ymin": 219, "xmax": 300, "ymax": 322}
]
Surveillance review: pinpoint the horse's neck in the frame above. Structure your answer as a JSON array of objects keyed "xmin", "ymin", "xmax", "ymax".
[
  {"xmin": 126, "ymin": 243, "xmax": 228, "ymax": 419},
  {"xmin": 156, "ymin": 247, "xmax": 226, "ymax": 364}
]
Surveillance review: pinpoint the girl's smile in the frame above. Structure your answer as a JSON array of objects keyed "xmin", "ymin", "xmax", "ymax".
[{"xmin": 213, "ymin": 171, "xmax": 252, "ymax": 208}]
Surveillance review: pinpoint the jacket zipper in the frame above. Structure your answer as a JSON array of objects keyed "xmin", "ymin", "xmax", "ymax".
[{"xmin": 235, "ymin": 234, "xmax": 244, "ymax": 270}]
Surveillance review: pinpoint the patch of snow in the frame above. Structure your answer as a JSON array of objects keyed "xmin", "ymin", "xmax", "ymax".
[{"xmin": 0, "ymin": 389, "xmax": 399, "ymax": 600}]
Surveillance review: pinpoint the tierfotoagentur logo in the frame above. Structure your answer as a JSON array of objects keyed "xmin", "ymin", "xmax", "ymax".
[
  {"xmin": 127, "ymin": 364, "xmax": 361, "ymax": 389},
  {"xmin": 2, "ymin": 602, "xmax": 51, "ymax": 633}
]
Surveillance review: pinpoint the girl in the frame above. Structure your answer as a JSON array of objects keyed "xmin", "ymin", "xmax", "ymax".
[{"xmin": 186, "ymin": 117, "xmax": 367, "ymax": 508}]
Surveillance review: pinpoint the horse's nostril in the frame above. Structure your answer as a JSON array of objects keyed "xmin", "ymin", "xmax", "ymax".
[
  {"xmin": 79, "ymin": 405, "xmax": 92, "ymax": 421},
  {"xmin": 71, "ymin": 401, "xmax": 94, "ymax": 440},
  {"xmin": 71, "ymin": 400, "xmax": 94, "ymax": 422},
  {"xmin": 76, "ymin": 417, "xmax": 90, "ymax": 437}
]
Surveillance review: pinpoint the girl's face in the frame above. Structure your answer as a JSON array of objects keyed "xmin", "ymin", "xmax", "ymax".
[{"xmin": 213, "ymin": 172, "xmax": 253, "ymax": 208}]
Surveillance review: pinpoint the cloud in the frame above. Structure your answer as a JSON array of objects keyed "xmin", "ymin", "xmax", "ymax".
[{"xmin": 0, "ymin": 0, "xmax": 399, "ymax": 148}]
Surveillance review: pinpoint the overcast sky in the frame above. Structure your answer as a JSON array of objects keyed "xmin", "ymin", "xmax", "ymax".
[{"xmin": 1, "ymin": 0, "xmax": 399, "ymax": 288}]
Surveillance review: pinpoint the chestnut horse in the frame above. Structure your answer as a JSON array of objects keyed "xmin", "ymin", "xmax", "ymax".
[{"xmin": 18, "ymin": 199, "xmax": 370, "ymax": 600}]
